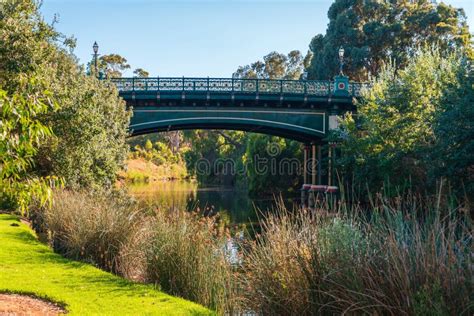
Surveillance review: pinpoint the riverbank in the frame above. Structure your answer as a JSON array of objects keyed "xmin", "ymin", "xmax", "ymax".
[
  {"xmin": 123, "ymin": 158, "xmax": 188, "ymax": 183},
  {"xmin": 0, "ymin": 214, "xmax": 213, "ymax": 315}
]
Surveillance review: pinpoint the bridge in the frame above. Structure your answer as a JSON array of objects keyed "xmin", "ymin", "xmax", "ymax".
[
  {"xmin": 111, "ymin": 76, "xmax": 367, "ymax": 199},
  {"xmin": 111, "ymin": 76, "xmax": 365, "ymax": 143}
]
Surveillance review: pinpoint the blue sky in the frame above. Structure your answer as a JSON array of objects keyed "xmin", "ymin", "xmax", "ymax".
[{"xmin": 40, "ymin": 0, "xmax": 474, "ymax": 77}]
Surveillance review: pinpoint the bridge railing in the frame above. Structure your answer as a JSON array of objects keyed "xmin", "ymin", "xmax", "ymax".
[{"xmin": 109, "ymin": 77, "xmax": 367, "ymax": 97}]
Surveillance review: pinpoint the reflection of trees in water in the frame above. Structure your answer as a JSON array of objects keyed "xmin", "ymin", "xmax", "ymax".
[
  {"xmin": 185, "ymin": 191, "xmax": 201, "ymax": 213},
  {"xmin": 130, "ymin": 181, "xmax": 299, "ymax": 225}
]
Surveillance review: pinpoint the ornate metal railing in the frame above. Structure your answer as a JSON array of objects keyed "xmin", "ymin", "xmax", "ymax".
[{"xmin": 109, "ymin": 77, "xmax": 367, "ymax": 97}]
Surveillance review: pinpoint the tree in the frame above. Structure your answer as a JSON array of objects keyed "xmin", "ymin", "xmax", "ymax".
[
  {"xmin": 133, "ymin": 68, "xmax": 149, "ymax": 78},
  {"xmin": 145, "ymin": 139, "xmax": 153, "ymax": 151},
  {"xmin": 336, "ymin": 48, "xmax": 464, "ymax": 194},
  {"xmin": 1, "ymin": 0, "xmax": 131, "ymax": 194},
  {"xmin": 243, "ymin": 135, "xmax": 302, "ymax": 196},
  {"xmin": 0, "ymin": 0, "xmax": 60, "ymax": 212},
  {"xmin": 430, "ymin": 57, "xmax": 474, "ymax": 200},
  {"xmin": 307, "ymin": 0, "xmax": 472, "ymax": 81},
  {"xmin": 233, "ymin": 50, "xmax": 309, "ymax": 80},
  {"xmin": 90, "ymin": 54, "xmax": 131, "ymax": 78},
  {"xmin": 34, "ymin": 47, "xmax": 131, "ymax": 190}
]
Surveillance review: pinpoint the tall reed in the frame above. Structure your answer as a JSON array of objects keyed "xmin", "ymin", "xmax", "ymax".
[
  {"xmin": 238, "ymin": 192, "xmax": 472, "ymax": 315},
  {"xmin": 145, "ymin": 210, "xmax": 235, "ymax": 314},
  {"xmin": 44, "ymin": 189, "xmax": 144, "ymax": 274}
]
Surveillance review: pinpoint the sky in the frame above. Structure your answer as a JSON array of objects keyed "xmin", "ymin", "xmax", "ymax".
[{"xmin": 40, "ymin": 0, "xmax": 474, "ymax": 77}]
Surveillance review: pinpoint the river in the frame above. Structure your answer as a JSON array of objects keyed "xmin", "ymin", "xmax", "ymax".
[{"xmin": 127, "ymin": 180, "xmax": 299, "ymax": 227}]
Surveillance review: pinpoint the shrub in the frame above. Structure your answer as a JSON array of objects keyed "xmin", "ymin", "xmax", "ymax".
[{"xmin": 125, "ymin": 170, "xmax": 150, "ymax": 183}]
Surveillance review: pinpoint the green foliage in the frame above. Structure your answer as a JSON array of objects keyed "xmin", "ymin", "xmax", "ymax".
[
  {"xmin": 0, "ymin": 214, "xmax": 213, "ymax": 315},
  {"xmin": 308, "ymin": 0, "xmax": 472, "ymax": 81},
  {"xmin": 0, "ymin": 0, "xmax": 59, "ymax": 91},
  {"xmin": 1, "ymin": 0, "xmax": 130, "ymax": 195},
  {"xmin": 243, "ymin": 135, "xmax": 302, "ymax": 195},
  {"xmin": 0, "ymin": 86, "xmax": 57, "ymax": 212},
  {"xmin": 125, "ymin": 170, "xmax": 150, "ymax": 183},
  {"xmin": 0, "ymin": 0, "xmax": 62, "ymax": 212},
  {"xmin": 145, "ymin": 139, "xmax": 153, "ymax": 151},
  {"xmin": 128, "ymin": 137, "xmax": 189, "ymax": 181},
  {"xmin": 336, "ymin": 48, "xmax": 465, "ymax": 193},
  {"xmin": 430, "ymin": 58, "xmax": 474, "ymax": 199},
  {"xmin": 128, "ymin": 131, "xmax": 170, "ymax": 148},
  {"xmin": 37, "ymin": 69, "xmax": 131, "ymax": 190},
  {"xmin": 233, "ymin": 50, "xmax": 309, "ymax": 80},
  {"xmin": 184, "ymin": 130, "xmax": 246, "ymax": 185},
  {"xmin": 132, "ymin": 141, "xmax": 183, "ymax": 167}
]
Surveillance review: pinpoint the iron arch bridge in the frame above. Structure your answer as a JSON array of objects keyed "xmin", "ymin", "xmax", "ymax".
[{"xmin": 111, "ymin": 77, "xmax": 366, "ymax": 143}]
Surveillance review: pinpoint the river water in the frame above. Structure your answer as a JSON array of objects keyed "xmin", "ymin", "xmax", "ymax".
[{"xmin": 128, "ymin": 180, "xmax": 299, "ymax": 226}]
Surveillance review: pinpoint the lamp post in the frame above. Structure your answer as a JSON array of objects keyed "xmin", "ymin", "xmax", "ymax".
[
  {"xmin": 338, "ymin": 46, "xmax": 344, "ymax": 75},
  {"xmin": 92, "ymin": 41, "xmax": 99, "ymax": 77}
]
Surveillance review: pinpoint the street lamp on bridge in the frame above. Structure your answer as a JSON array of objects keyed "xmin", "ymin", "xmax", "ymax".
[
  {"xmin": 338, "ymin": 46, "xmax": 345, "ymax": 75},
  {"xmin": 92, "ymin": 41, "xmax": 99, "ymax": 77}
]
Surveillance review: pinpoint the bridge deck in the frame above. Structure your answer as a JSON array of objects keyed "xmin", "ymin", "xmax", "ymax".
[{"xmin": 110, "ymin": 77, "xmax": 365, "ymax": 97}]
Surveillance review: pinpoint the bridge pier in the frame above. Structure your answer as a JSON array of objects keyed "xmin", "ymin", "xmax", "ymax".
[
  {"xmin": 301, "ymin": 142, "xmax": 339, "ymax": 210},
  {"xmin": 301, "ymin": 145, "xmax": 310, "ymax": 208}
]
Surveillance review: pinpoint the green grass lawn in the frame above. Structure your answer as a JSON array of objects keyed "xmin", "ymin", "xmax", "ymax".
[{"xmin": 0, "ymin": 214, "xmax": 213, "ymax": 315}]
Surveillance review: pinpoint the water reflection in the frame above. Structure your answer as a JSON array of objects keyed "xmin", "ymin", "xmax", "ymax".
[{"xmin": 127, "ymin": 180, "xmax": 298, "ymax": 225}]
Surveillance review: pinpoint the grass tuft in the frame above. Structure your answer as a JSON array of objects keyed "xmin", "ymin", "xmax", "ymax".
[{"xmin": 145, "ymin": 210, "xmax": 235, "ymax": 314}]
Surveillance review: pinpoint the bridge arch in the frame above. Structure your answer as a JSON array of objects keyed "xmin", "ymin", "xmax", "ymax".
[{"xmin": 130, "ymin": 108, "xmax": 327, "ymax": 142}]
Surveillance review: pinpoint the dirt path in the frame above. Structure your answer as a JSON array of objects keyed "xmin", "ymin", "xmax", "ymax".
[{"xmin": 0, "ymin": 294, "xmax": 65, "ymax": 315}]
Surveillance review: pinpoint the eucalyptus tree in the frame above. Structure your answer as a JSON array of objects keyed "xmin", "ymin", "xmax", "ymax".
[
  {"xmin": 233, "ymin": 50, "xmax": 310, "ymax": 80},
  {"xmin": 308, "ymin": 0, "xmax": 472, "ymax": 81},
  {"xmin": 133, "ymin": 68, "xmax": 149, "ymax": 78},
  {"xmin": 98, "ymin": 54, "xmax": 131, "ymax": 78}
]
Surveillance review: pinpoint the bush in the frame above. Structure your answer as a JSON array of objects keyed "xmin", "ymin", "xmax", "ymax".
[
  {"xmin": 238, "ymin": 192, "xmax": 472, "ymax": 315},
  {"xmin": 43, "ymin": 190, "xmax": 144, "ymax": 274},
  {"xmin": 336, "ymin": 48, "xmax": 467, "ymax": 197},
  {"xmin": 145, "ymin": 210, "xmax": 235, "ymax": 314},
  {"xmin": 125, "ymin": 170, "xmax": 150, "ymax": 183}
]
